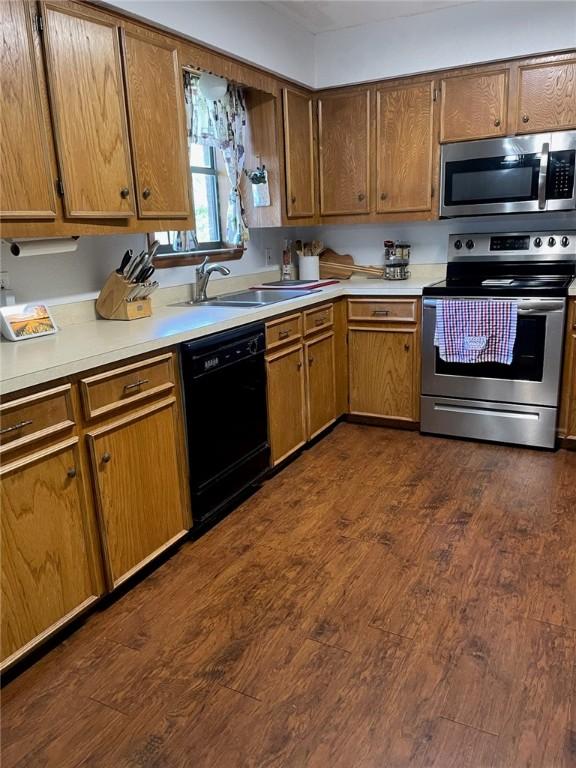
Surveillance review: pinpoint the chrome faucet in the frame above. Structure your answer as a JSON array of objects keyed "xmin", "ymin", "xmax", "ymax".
[{"xmin": 193, "ymin": 256, "xmax": 231, "ymax": 303}]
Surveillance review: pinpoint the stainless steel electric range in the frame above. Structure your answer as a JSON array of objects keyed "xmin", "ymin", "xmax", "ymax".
[{"xmin": 421, "ymin": 231, "xmax": 576, "ymax": 449}]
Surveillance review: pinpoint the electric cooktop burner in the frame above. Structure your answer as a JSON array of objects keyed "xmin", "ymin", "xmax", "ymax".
[{"xmin": 423, "ymin": 231, "xmax": 576, "ymax": 298}]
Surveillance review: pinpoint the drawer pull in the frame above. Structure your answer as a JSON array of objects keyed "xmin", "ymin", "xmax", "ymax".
[
  {"xmin": 124, "ymin": 378, "xmax": 149, "ymax": 392},
  {"xmin": 278, "ymin": 330, "xmax": 290, "ymax": 340},
  {"xmin": 0, "ymin": 419, "xmax": 33, "ymax": 435},
  {"xmin": 102, "ymin": 452, "xmax": 112, "ymax": 464},
  {"xmin": 372, "ymin": 309, "xmax": 390, "ymax": 316},
  {"xmin": 315, "ymin": 318, "xmax": 325, "ymax": 326},
  {"xmin": 67, "ymin": 468, "xmax": 77, "ymax": 479}
]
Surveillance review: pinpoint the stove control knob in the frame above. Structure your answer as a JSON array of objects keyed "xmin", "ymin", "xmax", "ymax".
[
  {"xmin": 465, "ymin": 239, "xmax": 474, "ymax": 250},
  {"xmin": 533, "ymin": 237, "xmax": 542, "ymax": 248},
  {"xmin": 454, "ymin": 239, "xmax": 463, "ymax": 250},
  {"xmin": 561, "ymin": 236, "xmax": 570, "ymax": 248},
  {"xmin": 548, "ymin": 236, "xmax": 556, "ymax": 247}
]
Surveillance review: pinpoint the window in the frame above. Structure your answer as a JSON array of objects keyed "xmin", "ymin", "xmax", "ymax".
[
  {"xmin": 189, "ymin": 144, "xmax": 222, "ymax": 248},
  {"xmin": 153, "ymin": 143, "xmax": 224, "ymax": 257}
]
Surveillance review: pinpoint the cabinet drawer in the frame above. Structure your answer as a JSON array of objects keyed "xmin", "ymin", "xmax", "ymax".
[
  {"xmin": 0, "ymin": 385, "xmax": 75, "ymax": 454},
  {"xmin": 81, "ymin": 353, "xmax": 175, "ymax": 420},
  {"xmin": 348, "ymin": 299, "xmax": 418, "ymax": 323},
  {"xmin": 304, "ymin": 304, "xmax": 334, "ymax": 336},
  {"xmin": 266, "ymin": 313, "xmax": 302, "ymax": 350}
]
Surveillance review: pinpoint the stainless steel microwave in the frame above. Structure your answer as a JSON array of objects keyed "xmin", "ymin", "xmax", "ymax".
[{"xmin": 440, "ymin": 131, "xmax": 576, "ymax": 217}]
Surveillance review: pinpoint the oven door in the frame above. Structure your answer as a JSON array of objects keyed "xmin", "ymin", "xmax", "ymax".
[
  {"xmin": 440, "ymin": 132, "xmax": 576, "ymax": 217},
  {"xmin": 422, "ymin": 297, "xmax": 566, "ymax": 407}
]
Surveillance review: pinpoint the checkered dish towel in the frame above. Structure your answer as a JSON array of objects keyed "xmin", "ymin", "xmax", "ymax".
[{"xmin": 434, "ymin": 299, "xmax": 518, "ymax": 364}]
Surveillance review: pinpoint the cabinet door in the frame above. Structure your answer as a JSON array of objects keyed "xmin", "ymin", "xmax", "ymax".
[
  {"xmin": 283, "ymin": 88, "xmax": 315, "ymax": 218},
  {"xmin": 516, "ymin": 60, "xmax": 576, "ymax": 133},
  {"xmin": 376, "ymin": 82, "xmax": 434, "ymax": 213},
  {"xmin": 87, "ymin": 399, "xmax": 188, "ymax": 588},
  {"xmin": 305, "ymin": 332, "xmax": 336, "ymax": 439},
  {"xmin": 122, "ymin": 30, "xmax": 191, "ymax": 219},
  {"xmin": 318, "ymin": 89, "xmax": 370, "ymax": 216},
  {"xmin": 0, "ymin": 0, "xmax": 56, "ymax": 218},
  {"xmin": 349, "ymin": 326, "xmax": 418, "ymax": 421},
  {"xmin": 1, "ymin": 439, "xmax": 99, "ymax": 669},
  {"xmin": 439, "ymin": 70, "xmax": 508, "ymax": 142},
  {"xmin": 41, "ymin": 3, "xmax": 135, "ymax": 217},
  {"xmin": 266, "ymin": 344, "xmax": 306, "ymax": 465}
]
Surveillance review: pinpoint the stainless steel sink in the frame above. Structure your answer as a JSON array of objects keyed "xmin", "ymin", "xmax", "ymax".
[{"xmin": 196, "ymin": 289, "xmax": 319, "ymax": 307}]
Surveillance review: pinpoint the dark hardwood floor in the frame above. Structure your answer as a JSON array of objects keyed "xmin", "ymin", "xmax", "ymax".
[{"xmin": 2, "ymin": 424, "xmax": 575, "ymax": 767}]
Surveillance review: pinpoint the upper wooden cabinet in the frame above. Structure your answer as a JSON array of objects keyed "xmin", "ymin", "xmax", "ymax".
[
  {"xmin": 0, "ymin": 0, "xmax": 56, "ymax": 218},
  {"xmin": 515, "ymin": 59, "xmax": 576, "ymax": 134},
  {"xmin": 41, "ymin": 3, "xmax": 135, "ymax": 218},
  {"xmin": 318, "ymin": 89, "xmax": 371, "ymax": 216},
  {"xmin": 121, "ymin": 30, "xmax": 191, "ymax": 219},
  {"xmin": 376, "ymin": 81, "xmax": 435, "ymax": 213},
  {"xmin": 282, "ymin": 88, "xmax": 315, "ymax": 218},
  {"xmin": 439, "ymin": 70, "xmax": 508, "ymax": 142}
]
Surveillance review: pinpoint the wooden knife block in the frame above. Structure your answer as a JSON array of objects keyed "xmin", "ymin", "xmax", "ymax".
[{"xmin": 96, "ymin": 271, "xmax": 152, "ymax": 321}]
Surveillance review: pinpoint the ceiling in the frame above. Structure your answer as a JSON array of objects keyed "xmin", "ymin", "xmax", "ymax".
[{"xmin": 264, "ymin": 0, "xmax": 478, "ymax": 34}]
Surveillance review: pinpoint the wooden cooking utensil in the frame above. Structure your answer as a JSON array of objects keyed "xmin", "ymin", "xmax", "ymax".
[{"xmin": 319, "ymin": 249, "xmax": 384, "ymax": 279}]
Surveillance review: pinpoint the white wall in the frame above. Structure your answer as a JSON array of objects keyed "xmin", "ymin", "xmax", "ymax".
[
  {"xmin": 315, "ymin": 212, "xmax": 576, "ymax": 266},
  {"xmin": 315, "ymin": 1, "xmax": 576, "ymax": 88},
  {"xmin": 0, "ymin": 228, "xmax": 295, "ymax": 305},
  {"xmin": 101, "ymin": 0, "xmax": 316, "ymax": 86}
]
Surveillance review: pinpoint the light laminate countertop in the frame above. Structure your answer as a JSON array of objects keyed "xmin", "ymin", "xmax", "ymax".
[{"xmin": 0, "ymin": 265, "xmax": 451, "ymax": 395}]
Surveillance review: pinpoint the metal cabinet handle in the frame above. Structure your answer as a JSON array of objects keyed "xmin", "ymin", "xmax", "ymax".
[
  {"xmin": 358, "ymin": 193, "xmax": 365, "ymax": 201},
  {"xmin": 537, "ymin": 142, "xmax": 549, "ymax": 210},
  {"xmin": 372, "ymin": 309, "xmax": 390, "ymax": 316},
  {"xmin": 404, "ymin": 344, "xmax": 410, "ymax": 352},
  {"xmin": 494, "ymin": 118, "xmax": 501, "ymax": 127},
  {"xmin": 308, "ymin": 357, "xmax": 314, "ymax": 366},
  {"xmin": 142, "ymin": 188, "xmax": 151, "ymax": 199},
  {"xmin": 315, "ymin": 318, "xmax": 325, "ymax": 326},
  {"xmin": 120, "ymin": 187, "xmax": 130, "ymax": 198},
  {"xmin": 0, "ymin": 419, "xmax": 33, "ymax": 435},
  {"xmin": 102, "ymin": 452, "xmax": 111, "ymax": 464},
  {"xmin": 522, "ymin": 114, "xmax": 529, "ymax": 124},
  {"xmin": 67, "ymin": 468, "xmax": 77, "ymax": 479},
  {"xmin": 124, "ymin": 378, "xmax": 149, "ymax": 392},
  {"xmin": 380, "ymin": 192, "xmax": 387, "ymax": 201},
  {"xmin": 278, "ymin": 330, "xmax": 290, "ymax": 339},
  {"xmin": 291, "ymin": 195, "xmax": 296, "ymax": 204},
  {"xmin": 297, "ymin": 361, "xmax": 303, "ymax": 370}
]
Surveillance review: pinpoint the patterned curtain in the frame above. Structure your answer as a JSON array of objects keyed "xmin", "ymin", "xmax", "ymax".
[{"xmin": 184, "ymin": 71, "xmax": 248, "ymax": 246}]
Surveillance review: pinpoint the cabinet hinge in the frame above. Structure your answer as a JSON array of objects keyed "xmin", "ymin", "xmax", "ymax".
[
  {"xmin": 35, "ymin": 13, "xmax": 44, "ymax": 33},
  {"xmin": 56, "ymin": 178, "xmax": 64, "ymax": 196},
  {"xmin": 432, "ymin": 87, "xmax": 438, "ymax": 102}
]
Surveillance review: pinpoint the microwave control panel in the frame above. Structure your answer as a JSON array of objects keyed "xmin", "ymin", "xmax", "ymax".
[{"xmin": 547, "ymin": 150, "xmax": 575, "ymax": 199}]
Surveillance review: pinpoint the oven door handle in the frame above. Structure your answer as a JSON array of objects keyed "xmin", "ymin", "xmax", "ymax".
[
  {"xmin": 537, "ymin": 141, "xmax": 550, "ymax": 210},
  {"xmin": 423, "ymin": 297, "xmax": 564, "ymax": 313}
]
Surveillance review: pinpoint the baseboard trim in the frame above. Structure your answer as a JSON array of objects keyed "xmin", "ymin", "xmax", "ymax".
[{"xmin": 346, "ymin": 414, "xmax": 420, "ymax": 431}]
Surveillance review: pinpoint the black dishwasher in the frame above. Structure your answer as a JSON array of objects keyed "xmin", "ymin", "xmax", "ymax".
[{"xmin": 181, "ymin": 322, "xmax": 270, "ymax": 528}]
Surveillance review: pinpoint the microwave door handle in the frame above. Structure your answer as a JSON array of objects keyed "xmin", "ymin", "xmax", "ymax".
[{"xmin": 537, "ymin": 142, "xmax": 550, "ymax": 210}]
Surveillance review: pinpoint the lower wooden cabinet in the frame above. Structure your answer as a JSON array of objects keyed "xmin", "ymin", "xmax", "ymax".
[
  {"xmin": 305, "ymin": 331, "xmax": 336, "ymax": 439},
  {"xmin": 266, "ymin": 304, "xmax": 338, "ymax": 466},
  {"xmin": 87, "ymin": 397, "xmax": 189, "ymax": 587},
  {"xmin": 1, "ymin": 438, "xmax": 100, "ymax": 669},
  {"xmin": 266, "ymin": 343, "xmax": 307, "ymax": 465},
  {"xmin": 347, "ymin": 298, "xmax": 420, "ymax": 423},
  {"xmin": 349, "ymin": 326, "xmax": 418, "ymax": 421}
]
